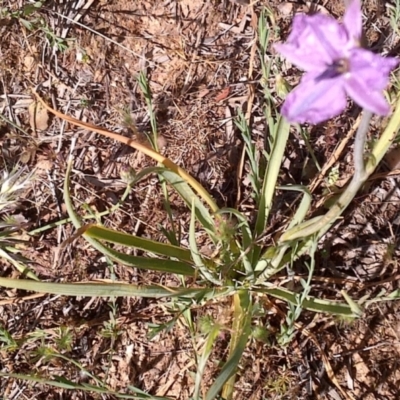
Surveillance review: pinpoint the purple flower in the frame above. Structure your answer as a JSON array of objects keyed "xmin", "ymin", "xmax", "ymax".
[{"xmin": 275, "ymin": 0, "xmax": 398, "ymax": 124}]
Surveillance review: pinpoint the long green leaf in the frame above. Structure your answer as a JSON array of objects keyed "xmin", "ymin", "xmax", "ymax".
[
  {"xmin": 193, "ymin": 324, "xmax": 221, "ymax": 400},
  {"xmin": 255, "ymin": 185, "xmax": 312, "ymax": 283},
  {"xmin": 104, "ymin": 247, "xmax": 195, "ymax": 275},
  {"xmin": 189, "ymin": 201, "xmax": 220, "ymax": 285},
  {"xmin": 257, "ymin": 287, "xmax": 355, "ymax": 317},
  {"xmin": 252, "ymin": 117, "xmax": 290, "ymax": 266},
  {"xmin": 0, "ymin": 277, "xmax": 234, "ymax": 299},
  {"xmin": 368, "ymin": 95, "xmax": 400, "ymax": 172},
  {"xmin": 161, "ymin": 170, "xmax": 216, "ymax": 235},
  {"xmin": 0, "ymin": 372, "xmax": 171, "ymax": 400},
  {"xmin": 255, "ymin": 116, "xmax": 290, "ymax": 237},
  {"xmin": 0, "ymin": 247, "xmax": 39, "ymax": 281},
  {"xmin": 84, "ymin": 225, "xmax": 192, "ymax": 263},
  {"xmin": 64, "ymin": 157, "xmax": 193, "ymax": 275},
  {"xmin": 206, "ymin": 290, "xmax": 252, "ymax": 400},
  {"xmin": 278, "ymin": 185, "xmax": 312, "ymax": 230}
]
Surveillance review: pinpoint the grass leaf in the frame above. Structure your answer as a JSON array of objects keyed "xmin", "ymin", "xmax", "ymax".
[
  {"xmin": 207, "ymin": 290, "xmax": 252, "ymax": 400},
  {"xmin": 84, "ymin": 225, "xmax": 192, "ymax": 263}
]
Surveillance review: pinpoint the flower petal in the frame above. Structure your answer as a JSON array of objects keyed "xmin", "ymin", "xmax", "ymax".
[
  {"xmin": 281, "ymin": 74, "xmax": 347, "ymax": 124},
  {"xmin": 343, "ymin": 0, "xmax": 362, "ymax": 41},
  {"xmin": 275, "ymin": 14, "xmax": 347, "ymax": 71},
  {"xmin": 349, "ymin": 48, "xmax": 399, "ymax": 91},
  {"xmin": 345, "ymin": 47, "xmax": 398, "ymax": 114},
  {"xmin": 344, "ymin": 77, "xmax": 391, "ymax": 115}
]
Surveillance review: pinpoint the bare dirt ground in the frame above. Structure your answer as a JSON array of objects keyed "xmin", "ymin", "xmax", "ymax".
[{"xmin": 1, "ymin": 0, "xmax": 400, "ymax": 399}]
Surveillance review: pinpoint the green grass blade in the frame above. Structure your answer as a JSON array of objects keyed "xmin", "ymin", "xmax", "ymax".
[
  {"xmin": 278, "ymin": 185, "xmax": 312, "ymax": 230},
  {"xmin": 252, "ymin": 117, "xmax": 289, "ymax": 264},
  {"xmin": 84, "ymin": 225, "xmax": 192, "ymax": 263},
  {"xmin": 257, "ymin": 287, "xmax": 356, "ymax": 317},
  {"xmin": 206, "ymin": 290, "xmax": 252, "ymax": 400},
  {"xmin": 254, "ymin": 244, "xmax": 289, "ymax": 283},
  {"xmin": 104, "ymin": 247, "xmax": 195, "ymax": 275},
  {"xmin": 255, "ymin": 185, "xmax": 311, "ymax": 282},
  {"xmin": 189, "ymin": 201, "xmax": 220, "ymax": 284},
  {"xmin": 235, "ymin": 111, "xmax": 261, "ymax": 201},
  {"xmin": 0, "ymin": 247, "xmax": 39, "ymax": 281},
  {"xmin": 0, "ymin": 277, "xmax": 234, "ymax": 299},
  {"xmin": 161, "ymin": 169, "xmax": 216, "ymax": 236},
  {"xmin": 0, "ymin": 278, "xmax": 175, "ymax": 297},
  {"xmin": 64, "ymin": 156, "xmax": 194, "ymax": 275},
  {"xmin": 256, "ymin": 116, "xmax": 290, "ymax": 234},
  {"xmin": 367, "ymin": 95, "xmax": 400, "ymax": 172},
  {"xmin": 0, "ymin": 372, "xmax": 172, "ymax": 399},
  {"xmin": 193, "ymin": 324, "xmax": 221, "ymax": 400}
]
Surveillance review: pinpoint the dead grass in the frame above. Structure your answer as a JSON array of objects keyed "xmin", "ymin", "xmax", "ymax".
[{"xmin": 1, "ymin": 0, "xmax": 400, "ymax": 399}]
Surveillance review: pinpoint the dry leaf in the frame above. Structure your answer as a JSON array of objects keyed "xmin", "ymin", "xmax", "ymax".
[
  {"xmin": 198, "ymin": 88, "xmax": 210, "ymax": 99},
  {"xmin": 36, "ymin": 158, "xmax": 53, "ymax": 174},
  {"xmin": 385, "ymin": 147, "xmax": 400, "ymax": 170},
  {"xmin": 14, "ymin": 98, "xmax": 35, "ymax": 108},
  {"xmin": 215, "ymin": 87, "xmax": 231, "ymax": 102},
  {"xmin": 19, "ymin": 146, "xmax": 37, "ymax": 164},
  {"xmin": 29, "ymin": 101, "xmax": 49, "ymax": 131},
  {"xmin": 157, "ymin": 134, "xmax": 168, "ymax": 150},
  {"xmin": 23, "ymin": 55, "xmax": 35, "ymax": 72},
  {"xmin": 56, "ymin": 82, "xmax": 69, "ymax": 98},
  {"xmin": 278, "ymin": 2, "xmax": 294, "ymax": 15}
]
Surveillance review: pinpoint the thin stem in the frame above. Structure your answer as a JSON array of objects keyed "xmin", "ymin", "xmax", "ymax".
[
  {"xmin": 33, "ymin": 91, "xmax": 219, "ymax": 213},
  {"xmin": 0, "ymin": 113, "xmax": 32, "ymax": 137},
  {"xmin": 353, "ymin": 110, "xmax": 372, "ymax": 181}
]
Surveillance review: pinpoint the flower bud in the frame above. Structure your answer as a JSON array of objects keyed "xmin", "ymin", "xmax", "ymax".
[
  {"xmin": 120, "ymin": 165, "xmax": 136, "ymax": 185},
  {"xmin": 275, "ymin": 74, "xmax": 291, "ymax": 99}
]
